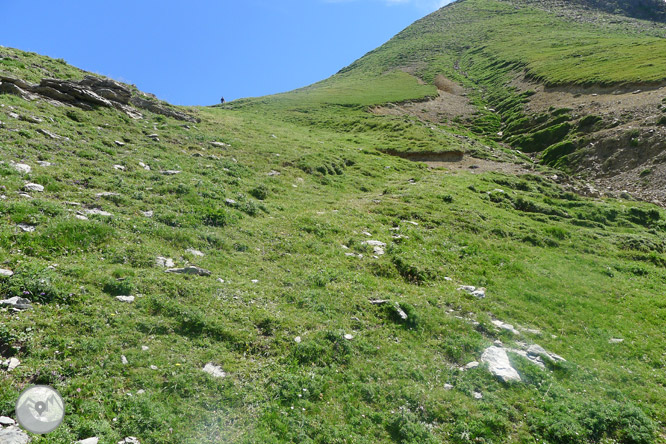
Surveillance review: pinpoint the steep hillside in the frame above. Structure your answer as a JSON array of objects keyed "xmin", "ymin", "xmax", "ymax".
[{"xmin": 1, "ymin": 2, "xmax": 666, "ymax": 443}]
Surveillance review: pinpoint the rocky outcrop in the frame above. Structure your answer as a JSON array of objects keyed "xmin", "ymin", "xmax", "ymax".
[{"xmin": 0, "ymin": 74, "xmax": 199, "ymax": 123}]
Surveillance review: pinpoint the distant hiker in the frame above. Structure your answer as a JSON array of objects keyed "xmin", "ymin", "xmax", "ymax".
[{"xmin": 220, "ymin": 97, "xmax": 226, "ymax": 104}]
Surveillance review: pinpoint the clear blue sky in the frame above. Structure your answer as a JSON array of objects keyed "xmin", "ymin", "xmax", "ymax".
[{"xmin": 0, "ymin": 0, "xmax": 450, "ymax": 106}]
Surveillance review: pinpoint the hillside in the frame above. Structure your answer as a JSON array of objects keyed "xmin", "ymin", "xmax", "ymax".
[{"xmin": 1, "ymin": 0, "xmax": 666, "ymax": 443}]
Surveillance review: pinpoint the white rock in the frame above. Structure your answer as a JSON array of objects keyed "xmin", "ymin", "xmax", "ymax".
[
  {"xmin": 6, "ymin": 357, "xmax": 20, "ymax": 371},
  {"xmin": 0, "ymin": 416, "xmax": 15, "ymax": 426},
  {"xmin": 78, "ymin": 438, "xmax": 99, "ymax": 444},
  {"xmin": 113, "ymin": 165, "xmax": 126, "ymax": 171},
  {"xmin": 17, "ymin": 224, "xmax": 35, "ymax": 233},
  {"xmin": 161, "ymin": 170, "xmax": 181, "ymax": 175},
  {"xmin": 202, "ymin": 363, "xmax": 226, "ymax": 378},
  {"xmin": 463, "ymin": 361, "xmax": 479, "ymax": 370},
  {"xmin": 141, "ymin": 210, "xmax": 153, "ymax": 217},
  {"xmin": 481, "ymin": 346, "xmax": 521, "ymax": 382},
  {"xmin": 443, "ymin": 384, "xmax": 453, "ymax": 390},
  {"xmin": 294, "ymin": 336, "xmax": 302, "ymax": 344},
  {"xmin": 75, "ymin": 214, "xmax": 89, "ymax": 220},
  {"xmin": 458, "ymin": 285, "xmax": 486, "ymax": 299},
  {"xmin": 344, "ymin": 334, "xmax": 354, "ymax": 340},
  {"xmin": 115, "ymin": 296, "xmax": 135, "ymax": 303},
  {"xmin": 0, "ymin": 269, "xmax": 13, "ymax": 277},
  {"xmin": 83, "ymin": 209, "xmax": 112, "ymax": 217},
  {"xmin": 251, "ymin": 279, "xmax": 259, "ymax": 283},
  {"xmin": 96, "ymin": 192, "xmax": 119, "ymax": 198},
  {"xmin": 0, "ymin": 297, "xmax": 31, "ymax": 310},
  {"xmin": 473, "ymin": 391, "xmax": 483, "ymax": 399},
  {"xmin": 186, "ymin": 248, "xmax": 204, "ymax": 257},
  {"xmin": 444, "ymin": 277, "xmax": 453, "ymax": 281},
  {"xmin": 394, "ymin": 303, "xmax": 408, "ymax": 321},
  {"xmin": 609, "ymin": 338, "xmax": 624, "ymax": 344},
  {"xmin": 114, "ymin": 140, "xmax": 125, "ymax": 147},
  {"xmin": 36, "ymin": 161, "xmax": 53, "ymax": 167},
  {"xmin": 210, "ymin": 141, "xmax": 230, "ymax": 148},
  {"xmin": 121, "ymin": 355, "xmax": 129, "ymax": 365},
  {"xmin": 118, "ymin": 438, "xmax": 141, "ymax": 444},
  {"xmin": 0, "ymin": 426, "xmax": 30, "ymax": 444},
  {"xmin": 363, "ymin": 240, "xmax": 386, "ymax": 247},
  {"xmin": 11, "ymin": 163, "xmax": 31, "ymax": 174},
  {"xmin": 165, "ymin": 266, "xmax": 212, "ymax": 276},
  {"xmin": 136, "ymin": 390, "xmax": 145, "ymax": 395},
  {"xmin": 225, "ymin": 198, "xmax": 236, "ymax": 205},
  {"xmin": 526, "ymin": 344, "xmax": 566, "ymax": 362},
  {"xmin": 23, "ymin": 183, "xmax": 44, "ymax": 192},
  {"xmin": 150, "ymin": 365, "xmax": 158, "ymax": 370},
  {"xmin": 141, "ymin": 346, "xmax": 149, "ymax": 351},
  {"xmin": 491, "ymin": 320, "xmax": 520, "ymax": 335}
]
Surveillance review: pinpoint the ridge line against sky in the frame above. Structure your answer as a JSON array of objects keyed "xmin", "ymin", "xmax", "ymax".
[{"xmin": 0, "ymin": 0, "xmax": 453, "ymax": 105}]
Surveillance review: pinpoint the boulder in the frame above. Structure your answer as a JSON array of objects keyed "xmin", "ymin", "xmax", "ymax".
[
  {"xmin": 0, "ymin": 297, "xmax": 32, "ymax": 310},
  {"xmin": 23, "ymin": 183, "xmax": 44, "ymax": 192},
  {"xmin": 0, "ymin": 426, "xmax": 30, "ymax": 444},
  {"xmin": 481, "ymin": 346, "xmax": 521, "ymax": 382},
  {"xmin": 0, "ymin": 268, "xmax": 14, "ymax": 277}
]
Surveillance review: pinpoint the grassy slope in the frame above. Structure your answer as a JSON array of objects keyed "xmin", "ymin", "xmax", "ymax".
[{"xmin": 1, "ymin": 4, "xmax": 666, "ymax": 442}]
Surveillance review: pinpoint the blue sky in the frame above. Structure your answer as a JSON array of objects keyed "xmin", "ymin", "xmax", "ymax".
[{"xmin": 1, "ymin": 0, "xmax": 450, "ymax": 105}]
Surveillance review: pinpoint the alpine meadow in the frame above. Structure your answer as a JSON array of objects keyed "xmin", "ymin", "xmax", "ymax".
[{"xmin": 1, "ymin": 0, "xmax": 666, "ymax": 443}]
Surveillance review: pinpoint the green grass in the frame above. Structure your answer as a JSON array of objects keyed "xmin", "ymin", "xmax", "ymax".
[{"xmin": 1, "ymin": 3, "xmax": 666, "ymax": 442}]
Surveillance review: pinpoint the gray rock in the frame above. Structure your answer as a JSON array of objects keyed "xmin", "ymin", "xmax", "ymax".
[
  {"xmin": 155, "ymin": 257, "xmax": 175, "ymax": 268},
  {"xmin": 141, "ymin": 210, "xmax": 154, "ymax": 217},
  {"xmin": 0, "ymin": 297, "xmax": 32, "ymax": 310},
  {"xmin": 165, "ymin": 266, "xmax": 211, "ymax": 276},
  {"xmin": 463, "ymin": 361, "xmax": 479, "ymax": 370},
  {"xmin": 38, "ymin": 129, "xmax": 62, "ymax": 140},
  {"xmin": 393, "ymin": 303, "xmax": 408, "ymax": 321},
  {"xmin": 202, "ymin": 363, "xmax": 226, "ymax": 378},
  {"xmin": 115, "ymin": 296, "xmax": 135, "ymax": 303},
  {"xmin": 526, "ymin": 344, "xmax": 566, "ymax": 362},
  {"xmin": 0, "ymin": 416, "xmax": 15, "ymax": 426},
  {"xmin": 96, "ymin": 192, "xmax": 120, "ymax": 198},
  {"xmin": 83, "ymin": 209, "xmax": 112, "ymax": 217},
  {"xmin": 36, "ymin": 161, "xmax": 52, "ymax": 167},
  {"xmin": 17, "ymin": 224, "xmax": 35, "ymax": 233},
  {"xmin": 210, "ymin": 141, "xmax": 230, "ymax": 148},
  {"xmin": 0, "ymin": 426, "xmax": 30, "ymax": 444},
  {"xmin": 4, "ymin": 357, "xmax": 20, "ymax": 371},
  {"xmin": 0, "ymin": 268, "xmax": 14, "ymax": 277},
  {"xmin": 23, "ymin": 183, "xmax": 44, "ymax": 192},
  {"xmin": 10, "ymin": 163, "xmax": 31, "ymax": 174},
  {"xmin": 491, "ymin": 320, "xmax": 520, "ymax": 335},
  {"xmin": 458, "ymin": 285, "xmax": 486, "ymax": 299},
  {"xmin": 161, "ymin": 170, "xmax": 181, "ymax": 175},
  {"xmin": 186, "ymin": 248, "xmax": 204, "ymax": 257},
  {"xmin": 481, "ymin": 346, "xmax": 521, "ymax": 382}
]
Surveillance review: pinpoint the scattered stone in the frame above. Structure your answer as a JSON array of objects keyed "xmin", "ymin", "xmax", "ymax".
[
  {"xmin": 443, "ymin": 384, "xmax": 454, "ymax": 390},
  {"xmin": 0, "ymin": 297, "xmax": 31, "ymax": 310},
  {"xmin": 344, "ymin": 334, "xmax": 354, "ymax": 340},
  {"xmin": 458, "ymin": 285, "xmax": 486, "ymax": 299},
  {"xmin": 463, "ymin": 361, "xmax": 479, "ymax": 370},
  {"xmin": 491, "ymin": 320, "xmax": 520, "ymax": 335},
  {"xmin": 138, "ymin": 162, "xmax": 150, "ymax": 170},
  {"xmin": 10, "ymin": 163, "xmax": 31, "ymax": 174},
  {"xmin": 217, "ymin": 278, "xmax": 225, "ymax": 284},
  {"xmin": 0, "ymin": 416, "xmax": 15, "ymax": 426},
  {"xmin": 393, "ymin": 303, "xmax": 408, "ymax": 321},
  {"xmin": 75, "ymin": 215, "xmax": 89, "ymax": 220},
  {"xmin": 609, "ymin": 338, "xmax": 624, "ymax": 344},
  {"xmin": 251, "ymin": 279, "xmax": 259, "ymax": 284},
  {"xmin": 118, "ymin": 438, "xmax": 141, "ymax": 444},
  {"xmin": 526, "ymin": 344, "xmax": 566, "ymax": 363},
  {"xmin": 121, "ymin": 355, "xmax": 129, "ymax": 365},
  {"xmin": 0, "ymin": 426, "xmax": 30, "ymax": 444},
  {"xmin": 36, "ymin": 161, "xmax": 52, "ymax": 167},
  {"xmin": 186, "ymin": 248, "xmax": 204, "ymax": 257},
  {"xmin": 83, "ymin": 209, "xmax": 112, "ymax": 217},
  {"xmin": 202, "ymin": 363, "xmax": 226, "ymax": 378},
  {"xmin": 115, "ymin": 296, "xmax": 135, "ymax": 303},
  {"xmin": 23, "ymin": 183, "xmax": 44, "ymax": 192},
  {"xmin": 267, "ymin": 170, "xmax": 281, "ymax": 176},
  {"xmin": 113, "ymin": 165, "xmax": 126, "ymax": 171},
  {"xmin": 150, "ymin": 365, "xmax": 158, "ymax": 371},
  {"xmin": 294, "ymin": 336, "xmax": 302, "ymax": 344},
  {"xmin": 165, "ymin": 266, "xmax": 212, "ymax": 276},
  {"xmin": 147, "ymin": 133, "xmax": 160, "ymax": 140},
  {"xmin": 18, "ymin": 193, "xmax": 32, "ymax": 199},
  {"xmin": 141, "ymin": 210, "xmax": 153, "ymax": 217},
  {"xmin": 20, "ymin": 115, "xmax": 43, "ymax": 124},
  {"xmin": 362, "ymin": 240, "xmax": 386, "ymax": 255},
  {"xmin": 369, "ymin": 299, "xmax": 390, "ymax": 305},
  {"xmin": 0, "ymin": 269, "xmax": 13, "ymax": 277},
  {"xmin": 15, "ymin": 214, "xmax": 35, "ymax": 230},
  {"xmin": 224, "ymin": 198, "xmax": 236, "ymax": 205},
  {"xmin": 141, "ymin": 346, "xmax": 149, "ymax": 351},
  {"xmin": 136, "ymin": 390, "xmax": 145, "ymax": 395},
  {"xmin": 444, "ymin": 277, "xmax": 453, "ymax": 282},
  {"xmin": 210, "ymin": 141, "xmax": 230, "ymax": 148},
  {"xmin": 473, "ymin": 391, "xmax": 483, "ymax": 400},
  {"xmin": 4, "ymin": 357, "xmax": 20, "ymax": 371},
  {"xmin": 155, "ymin": 257, "xmax": 175, "ymax": 268},
  {"xmin": 481, "ymin": 346, "xmax": 521, "ymax": 382},
  {"xmin": 96, "ymin": 192, "xmax": 119, "ymax": 198},
  {"xmin": 161, "ymin": 170, "xmax": 181, "ymax": 175},
  {"xmin": 77, "ymin": 438, "xmax": 99, "ymax": 444},
  {"xmin": 38, "ymin": 128, "xmax": 62, "ymax": 140},
  {"xmin": 114, "ymin": 140, "xmax": 125, "ymax": 146}
]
